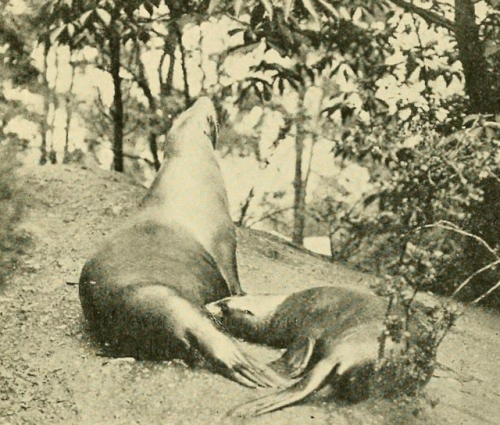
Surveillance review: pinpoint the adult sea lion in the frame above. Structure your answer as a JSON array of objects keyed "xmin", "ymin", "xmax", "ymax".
[
  {"xmin": 79, "ymin": 97, "xmax": 285, "ymax": 388},
  {"xmin": 207, "ymin": 286, "xmax": 434, "ymax": 416}
]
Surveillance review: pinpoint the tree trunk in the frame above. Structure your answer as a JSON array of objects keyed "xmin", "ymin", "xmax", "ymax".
[
  {"xmin": 174, "ymin": 23, "xmax": 190, "ymax": 104},
  {"xmin": 109, "ymin": 30, "xmax": 124, "ymax": 172},
  {"xmin": 236, "ymin": 188, "xmax": 255, "ymax": 227},
  {"xmin": 160, "ymin": 31, "xmax": 177, "ymax": 97},
  {"xmin": 164, "ymin": 49, "xmax": 176, "ymax": 96},
  {"xmin": 454, "ymin": 0, "xmax": 497, "ymax": 113},
  {"xmin": 148, "ymin": 133, "xmax": 161, "ymax": 171},
  {"xmin": 39, "ymin": 40, "xmax": 50, "ymax": 165},
  {"xmin": 133, "ymin": 41, "xmax": 161, "ymax": 171},
  {"xmin": 63, "ymin": 60, "xmax": 76, "ymax": 164},
  {"xmin": 48, "ymin": 49, "xmax": 60, "ymax": 165},
  {"xmin": 292, "ymin": 125, "xmax": 306, "ymax": 246}
]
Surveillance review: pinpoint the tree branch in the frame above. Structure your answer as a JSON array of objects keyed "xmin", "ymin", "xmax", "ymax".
[
  {"xmin": 237, "ymin": 188, "xmax": 255, "ymax": 227},
  {"xmin": 123, "ymin": 152, "xmax": 155, "ymax": 167},
  {"xmin": 388, "ymin": 0, "xmax": 455, "ymax": 32},
  {"xmin": 246, "ymin": 206, "xmax": 294, "ymax": 228}
]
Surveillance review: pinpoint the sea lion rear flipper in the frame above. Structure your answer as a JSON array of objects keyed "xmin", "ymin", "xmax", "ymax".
[
  {"xmin": 229, "ymin": 356, "xmax": 336, "ymax": 417},
  {"xmin": 270, "ymin": 336, "xmax": 315, "ymax": 379},
  {"xmin": 334, "ymin": 326, "xmax": 380, "ymax": 375}
]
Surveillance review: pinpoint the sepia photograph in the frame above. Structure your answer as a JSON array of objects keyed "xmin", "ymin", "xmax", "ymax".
[{"xmin": 0, "ymin": 0, "xmax": 499, "ymax": 424}]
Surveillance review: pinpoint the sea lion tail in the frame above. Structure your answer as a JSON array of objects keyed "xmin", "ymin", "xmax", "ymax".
[{"xmin": 228, "ymin": 357, "xmax": 336, "ymax": 417}]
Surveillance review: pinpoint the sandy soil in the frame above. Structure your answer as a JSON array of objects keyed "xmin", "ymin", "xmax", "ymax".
[{"xmin": 1, "ymin": 164, "xmax": 499, "ymax": 425}]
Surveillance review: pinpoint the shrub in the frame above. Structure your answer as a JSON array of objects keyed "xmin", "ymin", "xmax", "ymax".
[{"xmin": 314, "ymin": 114, "xmax": 500, "ymax": 305}]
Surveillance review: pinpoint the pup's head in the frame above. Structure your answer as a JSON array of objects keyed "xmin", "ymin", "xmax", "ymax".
[{"xmin": 206, "ymin": 294, "xmax": 286, "ymax": 343}]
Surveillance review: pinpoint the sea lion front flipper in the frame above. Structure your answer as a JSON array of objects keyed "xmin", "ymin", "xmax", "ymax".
[
  {"xmin": 270, "ymin": 336, "xmax": 315, "ymax": 379},
  {"xmin": 228, "ymin": 356, "xmax": 336, "ymax": 417},
  {"xmin": 214, "ymin": 230, "xmax": 244, "ymax": 296},
  {"xmin": 201, "ymin": 332, "xmax": 290, "ymax": 389}
]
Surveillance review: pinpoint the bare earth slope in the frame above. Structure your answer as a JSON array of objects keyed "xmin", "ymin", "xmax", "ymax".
[{"xmin": 1, "ymin": 164, "xmax": 499, "ymax": 425}]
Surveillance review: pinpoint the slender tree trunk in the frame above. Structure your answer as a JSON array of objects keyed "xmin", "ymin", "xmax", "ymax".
[
  {"xmin": 199, "ymin": 27, "xmax": 207, "ymax": 93},
  {"xmin": 133, "ymin": 41, "xmax": 161, "ymax": 171},
  {"xmin": 292, "ymin": 125, "xmax": 306, "ymax": 246},
  {"xmin": 148, "ymin": 134, "xmax": 161, "ymax": 171},
  {"xmin": 174, "ymin": 23, "xmax": 190, "ymax": 104},
  {"xmin": 164, "ymin": 49, "xmax": 176, "ymax": 96},
  {"xmin": 109, "ymin": 29, "xmax": 124, "ymax": 172},
  {"xmin": 63, "ymin": 59, "xmax": 76, "ymax": 164},
  {"xmin": 40, "ymin": 40, "xmax": 50, "ymax": 165},
  {"xmin": 160, "ymin": 31, "xmax": 177, "ymax": 97},
  {"xmin": 236, "ymin": 188, "xmax": 255, "ymax": 227},
  {"xmin": 49, "ymin": 49, "xmax": 61, "ymax": 165},
  {"xmin": 454, "ymin": 0, "xmax": 497, "ymax": 113}
]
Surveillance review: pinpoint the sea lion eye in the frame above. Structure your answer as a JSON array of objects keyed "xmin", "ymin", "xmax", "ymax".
[{"xmin": 244, "ymin": 310, "xmax": 255, "ymax": 316}]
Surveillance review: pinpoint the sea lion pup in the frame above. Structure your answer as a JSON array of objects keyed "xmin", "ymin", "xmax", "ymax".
[
  {"xmin": 207, "ymin": 286, "xmax": 434, "ymax": 416},
  {"xmin": 79, "ymin": 97, "xmax": 286, "ymax": 388}
]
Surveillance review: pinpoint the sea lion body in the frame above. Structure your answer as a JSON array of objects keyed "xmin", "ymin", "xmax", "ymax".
[
  {"xmin": 79, "ymin": 222, "xmax": 231, "ymax": 360},
  {"xmin": 207, "ymin": 286, "xmax": 434, "ymax": 416},
  {"xmin": 79, "ymin": 98, "xmax": 284, "ymax": 388}
]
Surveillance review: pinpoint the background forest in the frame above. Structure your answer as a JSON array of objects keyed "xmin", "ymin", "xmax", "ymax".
[{"xmin": 1, "ymin": 0, "xmax": 500, "ymax": 309}]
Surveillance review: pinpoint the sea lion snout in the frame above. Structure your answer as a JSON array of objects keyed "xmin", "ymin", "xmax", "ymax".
[{"xmin": 206, "ymin": 299, "xmax": 226, "ymax": 317}]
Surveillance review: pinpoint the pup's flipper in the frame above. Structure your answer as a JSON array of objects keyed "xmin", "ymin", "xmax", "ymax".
[
  {"xmin": 228, "ymin": 356, "xmax": 336, "ymax": 417},
  {"xmin": 270, "ymin": 336, "xmax": 315, "ymax": 379}
]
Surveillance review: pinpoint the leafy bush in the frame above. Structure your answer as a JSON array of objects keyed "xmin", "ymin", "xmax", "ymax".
[
  {"xmin": 313, "ymin": 114, "xmax": 500, "ymax": 304},
  {"xmin": 0, "ymin": 142, "xmax": 28, "ymax": 285}
]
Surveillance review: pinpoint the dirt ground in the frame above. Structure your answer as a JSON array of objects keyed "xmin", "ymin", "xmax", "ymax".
[{"xmin": 1, "ymin": 164, "xmax": 499, "ymax": 425}]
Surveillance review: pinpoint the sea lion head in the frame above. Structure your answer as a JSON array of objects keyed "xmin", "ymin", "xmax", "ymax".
[
  {"xmin": 165, "ymin": 97, "xmax": 219, "ymax": 156},
  {"xmin": 206, "ymin": 294, "xmax": 287, "ymax": 343}
]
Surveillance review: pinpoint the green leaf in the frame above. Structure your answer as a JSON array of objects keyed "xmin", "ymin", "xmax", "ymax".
[
  {"xmin": 300, "ymin": 0, "xmax": 319, "ymax": 21},
  {"xmin": 283, "ymin": 0, "xmax": 294, "ymax": 21},
  {"xmin": 259, "ymin": 0, "xmax": 274, "ymax": 20},
  {"xmin": 96, "ymin": 8, "xmax": 111, "ymax": 26}
]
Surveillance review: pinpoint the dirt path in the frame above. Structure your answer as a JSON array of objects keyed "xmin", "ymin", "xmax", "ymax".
[{"xmin": 1, "ymin": 164, "xmax": 499, "ymax": 425}]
